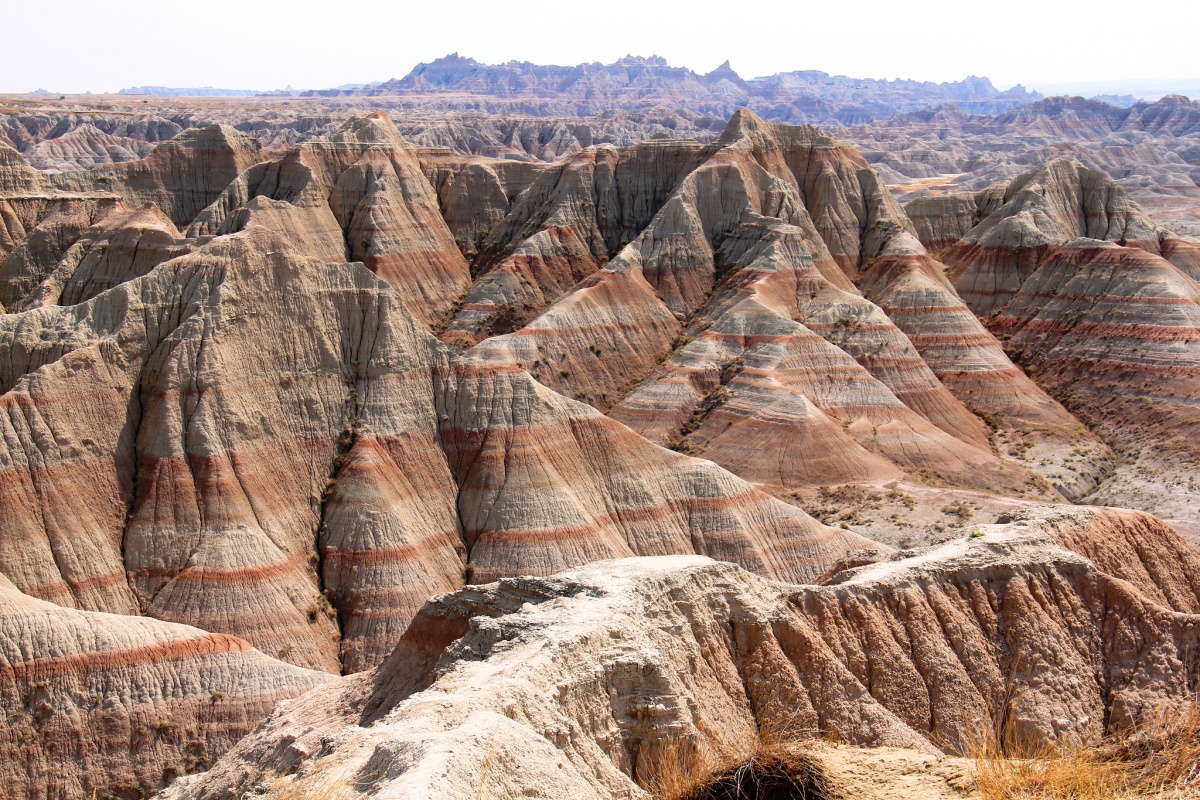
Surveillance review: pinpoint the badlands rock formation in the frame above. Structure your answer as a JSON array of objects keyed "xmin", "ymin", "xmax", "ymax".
[
  {"xmin": 919, "ymin": 160, "xmax": 1200, "ymax": 519},
  {"xmin": 0, "ymin": 209, "xmax": 871, "ymax": 678},
  {"xmin": 162, "ymin": 506, "xmax": 1200, "ymax": 800},
  {"xmin": 313, "ymin": 54, "xmax": 1040, "ymax": 121},
  {"xmin": 0, "ymin": 573, "xmax": 329, "ymax": 800},
  {"xmin": 447, "ymin": 110, "xmax": 1104, "ymax": 499},
  {"xmin": 0, "ymin": 102, "xmax": 1198, "ymax": 797},
  {"xmin": 844, "ymin": 94, "xmax": 1200, "ymax": 237},
  {"xmin": 4, "ymin": 88, "xmax": 1196, "ymax": 239}
]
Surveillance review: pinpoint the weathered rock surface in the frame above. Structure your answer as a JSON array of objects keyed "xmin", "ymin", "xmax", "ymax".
[
  {"xmin": 441, "ymin": 138, "xmax": 708, "ymax": 345},
  {"xmin": 23, "ymin": 123, "xmax": 156, "ymax": 171},
  {"xmin": 161, "ymin": 506, "xmax": 1200, "ymax": 800},
  {"xmin": 942, "ymin": 159, "xmax": 1171, "ymax": 315},
  {"xmin": 308, "ymin": 54, "xmax": 1040, "ymax": 122},
  {"xmin": 463, "ymin": 112, "xmax": 1072, "ymax": 496},
  {"xmin": 3, "ymin": 202, "xmax": 189, "ymax": 310},
  {"xmin": 0, "ymin": 573, "xmax": 330, "ymax": 800},
  {"xmin": 928, "ymin": 160, "xmax": 1200, "ymax": 518},
  {"xmin": 0, "ymin": 222, "xmax": 870, "ymax": 678},
  {"xmin": 48, "ymin": 125, "xmax": 264, "ymax": 229},
  {"xmin": 188, "ymin": 113, "xmax": 473, "ymax": 329}
]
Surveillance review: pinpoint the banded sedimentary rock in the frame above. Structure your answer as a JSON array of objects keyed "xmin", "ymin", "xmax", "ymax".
[
  {"xmin": 12, "ymin": 203, "xmax": 189, "ymax": 310},
  {"xmin": 0, "ymin": 195, "xmax": 127, "ymax": 308},
  {"xmin": 48, "ymin": 125, "xmax": 264, "ymax": 229},
  {"xmin": 987, "ymin": 238, "xmax": 1200, "ymax": 518},
  {"xmin": 162, "ymin": 506, "xmax": 1200, "ymax": 800},
  {"xmin": 857, "ymin": 241, "xmax": 1114, "ymax": 499},
  {"xmin": 920, "ymin": 159, "xmax": 1200, "ymax": 516},
  {"xmin": 441, "ymin": 138, "xmax": 709, "ymax": 345},
  {"xmin": 941, "ymin": 159, "xmax": 1172, "ymax": 316},
  {"xmin": 187, "ymin": 114, "xmax": 473, "ymax": 328},
  {"xmin": 23, "ymin": 123, "xmax": 154, "ymax": 171},
  {"xmin": 469, "ymin": 111, "xmax": 1048, "ymax": 494},
  {"xmin": 417, "ymin": 151, "xmax": 544, "ymax": 261},
  {"xmin": 0, "ymin": 224, "xmax": 870, "ymax": 676},
  {"xmin": 0, "ymin": 573, "xmax": 330, "ymax": 800}
]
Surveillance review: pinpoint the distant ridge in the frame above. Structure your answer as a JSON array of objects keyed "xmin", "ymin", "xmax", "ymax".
[
  {"xmin": 299, "ymin": 53, "xmax": 1041, "ymax": 123},
  {"xmin": 118, "ymin": 85, "xmax": 266, "ymax": 97}
]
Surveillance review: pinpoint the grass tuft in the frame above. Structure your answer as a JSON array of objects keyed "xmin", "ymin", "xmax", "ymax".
[{"xmin": 971, "ymin": 700, "xmax": 1200, "ymax": 799}]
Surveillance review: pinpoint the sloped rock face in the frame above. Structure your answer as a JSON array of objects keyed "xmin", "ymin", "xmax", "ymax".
[
  {"xmin": 48, "ymin": 125, "xmax": 265, "ymax": 229},
  {"xmin": 930, "ymin": 160, "xmax": 1200, "ymax": 518},
  {"xmin": 3, "ymin": 203, "xmax": 190, "ymax": 310},
  {"xmin": 23, "ymin": 123, "xmax": 155, "ymax": 171},
  {"xmin": 0, "ymin": 194, "xmax": 127, "ymax": 308},
  {"xmin": 161, "ymin": 507, "xmax": 1200, "ymax": 800},
  {"xmin": 988, "ymin": 239, "xmax": 1200, "ymax": 518},
  {"xmin": 188, "ymin": 113, "xmax": 473, "ymax": 329},
  {"xmin": 156, "ymin": 110, "xmax": 1088, "ymax": 501},
  {"xmin": 942, "ymin": 159, "xmax": 1170, "ymax": 316},
  {"xmin": 0, "ymin": 573, "xmax": 330, "ymax": 800},
  {"xmin": 441, "ymin": 138, "xmax": 709, "ymax": 345},
  {"xmin": 460, "ymin": 111, "xmax": 1080, "ymax": 496},
  {"xmin": 0, "ymin": 225, "xmax": 869, "ymax": 677},
  {"xmin": 0, "ymin": 93, "xmax": 1198, "ymax": 800},
  {"xmin": 856, "ymin": 244, "xmax": 1114, "ymax": 500}
]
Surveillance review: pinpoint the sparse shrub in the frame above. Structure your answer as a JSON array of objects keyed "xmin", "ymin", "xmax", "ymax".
[
  {"xmin": 886, "ymin": 487, "xmax": 917, "ymax": 510},
  {"xmin": 643, "ymin": 734, "xmax": 832, "ymax": 800},
  {"xmin": 942, "ymin": 501, "xmax": 974, "ymax": 523}
]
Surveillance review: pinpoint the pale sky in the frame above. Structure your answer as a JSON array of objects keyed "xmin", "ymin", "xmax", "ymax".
[{"xmin": 4, "ymin": 0, "xmax": 1198, "ymax": 94}]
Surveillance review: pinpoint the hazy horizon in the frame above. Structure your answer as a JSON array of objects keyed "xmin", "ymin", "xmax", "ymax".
[{"xmin": 3, "ymin": 0, "xmax": 1197, "ymax": 96}]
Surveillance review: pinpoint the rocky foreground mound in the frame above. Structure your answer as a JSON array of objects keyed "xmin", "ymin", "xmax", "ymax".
[{"xmin": 161, "ymin": 506, "xmax": 1200, "ymax": 800}]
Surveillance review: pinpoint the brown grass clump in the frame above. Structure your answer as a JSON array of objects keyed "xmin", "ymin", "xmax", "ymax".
[
  {"xmin": 261, "ymin": 773, "xmax": 359, "ymax": 800},
  {"xmin": 643, "ymin": 734, "xmax": 832, "ymax": 800},
  {"xmin": 971, "ymin": 700, "xmax": 1200, "ymax": 799}
]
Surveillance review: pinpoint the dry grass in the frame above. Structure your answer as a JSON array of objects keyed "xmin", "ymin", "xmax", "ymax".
[
  {"xmin": 642, "ymin": 729, "xmax": 832, "ymax": 800},
  {"xmin": 971, "ymin": 700, "xmax": 1200, "ymax": 800},
  {"xmin": 261, "ymin": 772, "xmax": 359, "ymax": 800}
]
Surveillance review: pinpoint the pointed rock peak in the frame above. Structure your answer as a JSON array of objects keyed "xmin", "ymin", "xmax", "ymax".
[
  {"xmin": 161, "ymin": 124, "xmax": 263, "ymax": 158},
  {"xmin": 121, "ymin": 203, "xmax": 185, "ymax": 236},
  {"xmin": 715, "ymin": 108, "xmax": 768, "ymax": 144},
  {"xmin": 705, "ymin": 60, "xmax": 741, "ymax": 80},
  {"xmin": 1013, "ymin": 157, "xmax": 1091, "ymax": 189},
  {"xmin": 328, "ymin": 112, "xmax": 407, "ymax": 147}
]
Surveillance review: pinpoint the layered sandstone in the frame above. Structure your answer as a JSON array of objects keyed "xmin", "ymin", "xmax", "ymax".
[
  {"xmin": 0, "ymin": 573, "xmax": 329, "ymax": 800},
  {"xmin": 47, "ymin": 125, "xmax": 264, "ymax": 229},
  {"xmin": 463, "ymin": 111, "xmax": 1077, "ymax": 496},
  {"xmin": 4, "ymin": 203, "xmax": 189, "ymax": 310},
  {"xmin": 0, "ymin": 224, "xmax": 870, "ymax": 678},
  {"xmin": 187, "ymin": 114, "xmax": 473, "ymax": 328},
  {"xmin": 929, "ymin": 160, "xmax": 1200, "ymax": 518},
  {"xmin": 162, "ymin": 506, "xmax": 1200, "ymax": 800}
]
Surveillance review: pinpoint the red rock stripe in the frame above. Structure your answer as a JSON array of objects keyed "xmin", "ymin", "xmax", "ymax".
[{"xmin": 0, "ymin": 631, "xmax": 251, "ymax": 680}]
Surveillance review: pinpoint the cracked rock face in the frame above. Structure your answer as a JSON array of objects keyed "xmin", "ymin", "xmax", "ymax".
[{"xmin": 161, "ymin": 506, "xmax": 1200, "ymax": 800}]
